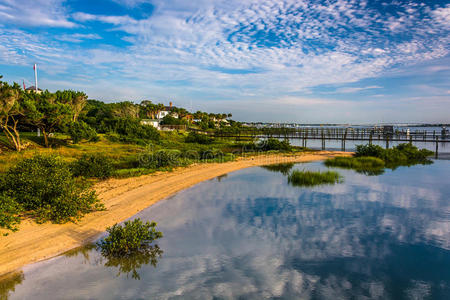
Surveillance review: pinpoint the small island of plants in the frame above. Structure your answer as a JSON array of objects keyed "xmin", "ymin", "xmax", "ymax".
[
  {"xmin": 325, "ymin": 143, "xmax": 433, "ymax": 175},
  {"xmin": 97, "ymin": 218, "xmax": 163, "ymax": 257},
  {"xmin": 97, "ymin": 218, "xmax": 163, "ymax": 280},
  {"xmin": 287, "ymin": 170, "xmax": 342, "ymax": 187}
]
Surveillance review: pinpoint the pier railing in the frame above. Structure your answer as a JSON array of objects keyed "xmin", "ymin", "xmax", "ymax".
[{"xmin": 213, "ymin": 127, "xmax": 449, "ymax": 155}]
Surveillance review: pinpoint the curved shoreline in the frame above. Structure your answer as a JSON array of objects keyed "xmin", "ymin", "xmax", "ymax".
[{"xmin": 0, "ymin": 151, "xmax": 350, "ymax": 276}]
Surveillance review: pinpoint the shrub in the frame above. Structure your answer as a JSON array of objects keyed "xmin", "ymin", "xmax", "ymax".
[
  {"xmin": 114, "ymin": 118, "xmax": 160, "ymax": 142},
  {"xmin": 355, "ymin": 143, "xmax": 432, "ymax": 168},
  {"xmin": 2, "ymin": 155, "xmax": 103, "ymax": 223},
  {"xmin": 288, "ymin": 170, "xmax": 341, "ymax": 187},
  {"xmin": 258, "ymin": 138, "xmax": 292, "ymax": 151},
  {"xmin": 355, "ymin": 144, "xmax": 385, "ymax": 158},
  {"xmin": 67, "ymin": 121, "xmax": 98, "ymax": 144},
  {"xmin": 71, "ymin": 154, "xmax": 114, "ymax": 179},
  {"xmin": 160, "ymin": 115, "xmax": 185, "ymax": 125},
  {"xmin": 0, "ymin": 193, "xmax": 21, "ymax": 233},
  {"xmin": 185, "ymin": 132, "xmax": 213, "ymax": 144},
  {"xmin": 139, "ymin": 149, "xmax": 181, "ymax": 169},
  {"xmin": 97, "ymin": 218, "xmax": 163, "ymax": 257}
]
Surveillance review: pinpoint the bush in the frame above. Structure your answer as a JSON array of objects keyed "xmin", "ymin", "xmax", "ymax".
[
  {"xmin": 139, "ymin": 149, "xmax": 181, "ymax": 169},
  {"xmin": 114, "ymin": 118, "xmax": 160, "ymax": 142},
  {"xmin": 2, "ymin": 155, "xmax": 103, "ymax": 223},
  {"xmin": 355, "ymin": 144, "xmax": 385, "ymax": 158},
  {"xmin": 160, "ymin": 115, "xmax": 185, "ymax": 125},
  {"xmin": 97, "ymin": 218, "xmax": 163, "ymax": 257},
  {"xmin": 71, "ymin": 154, "xmax": 114, "ymax": 179},
  {"xmin": 0, "ymin": 193, "xmax": 21, "ymax": 233},
  {"xmin": 355, "ymin": 143, "xmax": 433, "ymax": 168},
  {"xmin": 67, "ymin": 121, "xmax": 98, "ymax": 144},
  {"xmin": 258, "ymin": 138, "xmax": 292, "ymax": 151},
  {"xmin": 288, "ymin": 170, "xmax": 342, "ymax": 187},
  {"xmin": 185, "ymin": 132, "xmax": 213, "ymax": 144}
]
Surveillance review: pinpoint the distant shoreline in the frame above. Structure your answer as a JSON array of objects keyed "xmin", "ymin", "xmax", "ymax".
[{"xmin": 0, "ymin": 151, "xmax": 351, "ymax": 277}]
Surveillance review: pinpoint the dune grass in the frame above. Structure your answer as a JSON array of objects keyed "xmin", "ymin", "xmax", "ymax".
[{"xmin": 287, "ymin": 170, "xmax": 342, "ymax": 187}]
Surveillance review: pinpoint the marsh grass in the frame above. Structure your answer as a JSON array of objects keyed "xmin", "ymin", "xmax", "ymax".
[
  {"xmin": 288, "ymin": 170, "xmax": 342, "ymax": 187},
  {"xmin": 324, "ymin": 157, "xmax": 385, "ymax": 176}
]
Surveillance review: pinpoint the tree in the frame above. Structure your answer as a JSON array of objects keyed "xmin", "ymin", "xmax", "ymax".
[
  {"xmin": 0, "ymin": 77, "xmax": 25, "ymax": 151},
  {"xmin": 111, "ymin": 101, "xmax": 140, "ymax": 119},
  {"xmin": 55, "ymin": 90, "xmax": 88, "ymax": 122},
  {"xmin": 22, "ymin": 90, "xmax": 73, "ymax": 147}
]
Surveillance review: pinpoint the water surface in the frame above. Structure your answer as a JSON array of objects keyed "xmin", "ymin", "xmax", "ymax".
[{"xmin": 3, "ymin": 160, "xmax": 450, "ymax": 299}]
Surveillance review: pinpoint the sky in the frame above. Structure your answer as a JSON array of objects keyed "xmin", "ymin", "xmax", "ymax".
[{"xmin": 0, "ymin": 0, "xmax": 449, "ymax": 123}]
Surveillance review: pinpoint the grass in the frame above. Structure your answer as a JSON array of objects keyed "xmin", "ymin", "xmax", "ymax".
[
  {"xmin": 324, "ymin": 156, "xmax": 385, "ymax": 176},
  {"xmin": 287, "ymin": 170, "xmax": 342, "ymax": 187}
]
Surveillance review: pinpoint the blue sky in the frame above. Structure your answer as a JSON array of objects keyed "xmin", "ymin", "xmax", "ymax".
[{"xmin": 0, "ymin": 0, "xmax": 449, "ymax": 123}]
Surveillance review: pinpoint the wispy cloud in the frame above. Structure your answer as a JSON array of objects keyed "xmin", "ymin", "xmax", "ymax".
[
  {"xmin": 0, "ymin": 0, "xmax": 449, "ymax": 122},
  {"xmin": 0, "ymin": 0, "xmax": 76, "ymax": 27}
]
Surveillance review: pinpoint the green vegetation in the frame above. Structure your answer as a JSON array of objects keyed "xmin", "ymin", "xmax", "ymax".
[
  {"xmin": 325, "ymin": 143, "xmax": 433, "ymax": 175},
  {"xmin": 324, "ymin": 156, "xmax": 385, "ymax": 176},
  {"xmin": 185, "ymin": 132, "xmax": 213, "ymax": 144},
  {"xmin": 71, "ymin": 154, "xmax": 114, "ymax": 179},
  {"xmin": 0, "ymin": 74, "xmax": 307, "ymax": 233},
  {"xmin": 0, "ymin": 155, "xmax": 103, "ymax": 226},
  {"xmin": 0, "ymin": 193, "xmax": 21, "ymax": 234},
  {"xmin": 261, "ymin": 163, "xmax": 295, "ymax": 175},
  {"xmin": 258, "ymin": 138, "xmax": 292, "ymax": 151},
  {"xmin": 288, "ymin": 170, "xmax": 342, "ymax": 187},
  {"xmin": 97, "ymin": 218, "xmax": 163, "ymax": 257},
  {"xmin": 67, "ymin": 121, "xmax": 98, "ymax": 144}
]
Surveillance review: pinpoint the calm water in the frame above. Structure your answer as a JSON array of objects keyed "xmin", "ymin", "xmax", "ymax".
[{"xmin": 3, "ymin": 160, "xmax": 450, "ymax": 299}]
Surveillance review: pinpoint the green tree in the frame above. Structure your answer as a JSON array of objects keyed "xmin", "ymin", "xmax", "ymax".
[
  {"xmin": 22, "ymin": 91, "xmax": 73, "ymax": 147},
  {"xmin": 0, "ymin": 77, "xmax": 25, "ymax": 151},
  {"xmin": 55, "ymin": 90, "xmax": 88, "ymax": 122},
  {"xmin": 67, "ymin": 121, "xmax": 98, "ymax": 144}
]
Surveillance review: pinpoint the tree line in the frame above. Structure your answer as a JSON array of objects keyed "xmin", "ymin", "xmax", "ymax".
[{"xmin": 0, "ymin": 75, "xmax": 236, "ymax": 151}]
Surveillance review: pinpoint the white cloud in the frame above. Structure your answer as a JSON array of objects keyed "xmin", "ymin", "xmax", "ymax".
[
  {"xmin": 55, "ymin": 33, "xmax": 102, "ymax": 43},
  {"xmin": 0, "ymin": 0, "xmax": 76, "ymax": 27},
  {"xmin": 0, "ymin": 0, "xmax": 449, "ymax": 122}
]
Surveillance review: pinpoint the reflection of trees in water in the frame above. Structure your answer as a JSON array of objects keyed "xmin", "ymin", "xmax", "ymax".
[
  {"xmin": 64, "ymin": 243, "xmax": 163, "ymax": 280},
  {"xmin": 102, "ymin": 245, "xmax": 163, "ymax": 280},
  {"xmin": 64, "ymin": 243, "xmax": 96, "ymax": 261},
  {"xmin": 0, "ymin": 272, "xmax": 24, "ymax": 300},
  {"xmin": 260, "ymin": 163, "xmax": 295, "ymax": 176}
]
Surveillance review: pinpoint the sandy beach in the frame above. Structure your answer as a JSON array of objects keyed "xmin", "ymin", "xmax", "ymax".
[{"xmin": 0, "ymin": 151, "xmax": 350, "ymax": 276}]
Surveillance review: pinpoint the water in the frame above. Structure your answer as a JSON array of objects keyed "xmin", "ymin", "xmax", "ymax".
[
  {"xmin": 3, "ymin": 160, "xmax": 450, "ymax": 299},
  {"xmin": 288, "ymin": 139, "xmax": 450, "ymax": 156}
]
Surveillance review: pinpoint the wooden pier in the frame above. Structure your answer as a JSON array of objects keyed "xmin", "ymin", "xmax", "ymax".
[{"xmin": 212, "ymin": 127, "xmax": 449, "ymax": 157}]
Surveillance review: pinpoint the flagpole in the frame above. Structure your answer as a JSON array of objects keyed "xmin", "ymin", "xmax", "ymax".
[{"xmin": 34, "ymin": 64, "xmax": 38, "ymax": 92}]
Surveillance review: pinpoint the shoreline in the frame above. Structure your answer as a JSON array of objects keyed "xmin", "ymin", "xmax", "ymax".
[{"xmin": 0, "ymin": 151, "xmax": 351, "ymax": 277}]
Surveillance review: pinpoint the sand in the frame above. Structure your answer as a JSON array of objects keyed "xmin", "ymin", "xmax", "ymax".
[{"xmin": 0, "ymin": 151, "xmax": 350, "ymax": 276}]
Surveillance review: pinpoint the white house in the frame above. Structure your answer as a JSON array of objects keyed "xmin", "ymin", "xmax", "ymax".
[
  {"xmin": 157, "ymin": 102, "xmax": 179, "ymax": 119},
  {"xmin": 25, "ymin": 86, "xmax": 42, "ymax": 94},
  {"xmin": 141, "ymin": 119, "xmax": 160, "ymax": 129}
]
